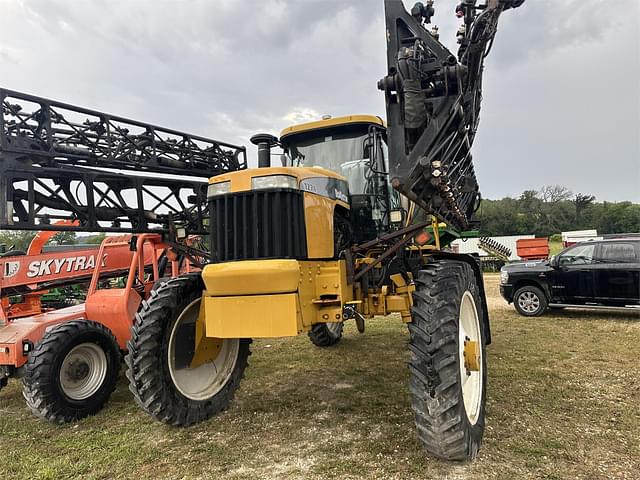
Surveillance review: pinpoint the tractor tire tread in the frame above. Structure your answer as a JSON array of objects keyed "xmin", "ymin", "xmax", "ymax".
[
  {"xmin": 308, "ymin": 323, "xmax": 343, "ymax": 347},
  {"xmin": 125, "ymin": 274, "xmax": 251, "ymax": 427},
  {"xmin": 408, "ymin": 259, "xmax": 487, "ymax": 461},
  {"xmin": 22, "ymin": 320, "xmax": 120, "ymax": 423}
]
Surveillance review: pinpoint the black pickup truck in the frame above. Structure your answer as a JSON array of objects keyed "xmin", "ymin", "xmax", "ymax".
[{"xmin": 500, "ymin": 238, "xmax": 640, "ymax": 316}]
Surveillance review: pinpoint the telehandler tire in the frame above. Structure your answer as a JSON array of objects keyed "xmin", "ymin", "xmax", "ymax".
[
  {"xmin": 22, "ymin": 320, "xmax": 121, "ymax": 423},
  {"xmin": 408, "ymin": 260, "xmax": 488, "ymax": 461},
  {"xmin": 126, "ymin": 274, "xmax": 251, "ymax": 426},
  {"xmin": 308, "ymin": 322, "xmax": 343, "ymax": 347}
]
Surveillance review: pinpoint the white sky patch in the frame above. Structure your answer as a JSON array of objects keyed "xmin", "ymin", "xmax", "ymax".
[
  {"xmin": 284, "ymin": 108, "xmax": 321, "ymax": 125},
  {"xmin": 0, "ymin": 0, "xmax": 637, "ymax": 201}
]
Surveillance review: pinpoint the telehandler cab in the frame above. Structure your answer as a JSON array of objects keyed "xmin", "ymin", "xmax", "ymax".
[{"xmin": 126, "ymin": 0, "xmax": 525, "ymax": 461}]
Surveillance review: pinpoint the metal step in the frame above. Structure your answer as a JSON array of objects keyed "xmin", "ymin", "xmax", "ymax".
[{"xmin": 548, "ymin": 303, "xmax": 640, "ymax": 312}]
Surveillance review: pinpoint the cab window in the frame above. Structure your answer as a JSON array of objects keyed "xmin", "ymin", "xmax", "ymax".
[
  {"xmin": 597, "ymin": 243, "xmax": 637, "ymax": 264},
  {"xmin": 282, "ymin": 126, "xmax": 387, "ymax": 196},
  {"xmin": 558, "ymin": 244, "xmax": 595, "ymax": 266}
]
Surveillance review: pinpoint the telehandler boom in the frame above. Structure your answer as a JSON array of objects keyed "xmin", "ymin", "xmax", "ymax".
[{"xmin": 126, "ymin": 0, "xmax": 524, "ymax": 462}]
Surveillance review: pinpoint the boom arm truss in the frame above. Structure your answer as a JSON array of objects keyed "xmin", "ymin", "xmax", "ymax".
[
  {"xmin": 379, "ymin": 0, "xmax": 524, "ymax": 230},
  {"xmin": 0, "ymin": 88, "xmax": 247, "ymax": 234}
]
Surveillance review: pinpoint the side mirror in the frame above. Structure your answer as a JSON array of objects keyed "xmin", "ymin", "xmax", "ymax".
[{"xmin": 550, "ymin": 255, "xmax": 559, "ymax": 268}]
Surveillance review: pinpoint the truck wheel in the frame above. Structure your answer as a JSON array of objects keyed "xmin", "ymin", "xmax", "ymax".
[
  {"xmin": 409, "ymin": 260, "xmax": 488, "ymax": 461},
  {"xmin": 22, "ymin": 320, "xmax": 121, "ymax": 423},
  {"xmin": 514, "ymin": 286, "xmax": 547, "ymax": 317},
  {"xmin": 308, "ymin": 322, "xmax": 343, "ymax": 347},
  {"xmin": 126, "ymin": 274, "xmax": 251, "ymax": 426}
]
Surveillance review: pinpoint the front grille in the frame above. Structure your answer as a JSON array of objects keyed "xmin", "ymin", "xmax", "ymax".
[{"xmin": 209, "ymin": 189, "xmax": 307, "ymax": 262}]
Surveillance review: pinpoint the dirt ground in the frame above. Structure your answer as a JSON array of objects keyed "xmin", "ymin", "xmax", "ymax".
[{"xmin": 0, "ymin": 274, "xmax": 638, "ymax": 479}]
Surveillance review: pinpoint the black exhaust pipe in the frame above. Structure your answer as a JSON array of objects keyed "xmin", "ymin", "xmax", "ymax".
[{"xmin": 250, "ymin": 133, "xmax": 279, "ymax": 168}]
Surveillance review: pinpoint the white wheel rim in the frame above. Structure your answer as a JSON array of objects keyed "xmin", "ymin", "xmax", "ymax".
[
  {"xmin": 168, "ymin": 299, "xmax": 239, "ymax": 401},
  {"xmin": 326, "ymin": 322, "xmax": 342, "ymax": 335},
  {"xmin": 59, "ymin": 343, "xmax": 108, "ymax": 401},
  {"xmin": 517, "ymin": 291, "xmax": 540, "ymax": 314},
  {"xmin": 459, "ymin": 291, "xmax": 483, "ymax": 425}
]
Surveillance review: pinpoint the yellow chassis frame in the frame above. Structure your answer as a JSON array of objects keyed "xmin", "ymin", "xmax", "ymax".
[{"xmin": 199, "ymin": 218, "xmax": 443, "ymax": 339}]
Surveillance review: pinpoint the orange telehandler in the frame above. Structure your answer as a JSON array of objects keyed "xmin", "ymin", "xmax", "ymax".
[
  {"xmin": 0, "ymin": 89, "xmax": 246, "ymax": 421},
  {"xmin": 0, "ymin": 221, "xmax": 137, "ymax": 320},
  {"xmin": 0, "ymin": 233, "xmax": 198, "ymax": 422}
]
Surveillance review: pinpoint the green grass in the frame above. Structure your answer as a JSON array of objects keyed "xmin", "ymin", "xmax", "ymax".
[
  {"xmin": 549, "ymin": 240, "xmax": 564, "ymax": 256},
  {"xmin": 0, "ymin": 275, "xmax": 638, "ymax": 479}
]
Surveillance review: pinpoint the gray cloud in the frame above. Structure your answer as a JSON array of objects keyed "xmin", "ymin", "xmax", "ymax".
[{"xmin": 0, "ymin": 0, "xmax": 637, "ymax": 201}]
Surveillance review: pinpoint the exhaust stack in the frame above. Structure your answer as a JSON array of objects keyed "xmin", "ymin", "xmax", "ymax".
[{"xmin": 250, "ymin": 133, "xmax": 279, "ymax": 168}]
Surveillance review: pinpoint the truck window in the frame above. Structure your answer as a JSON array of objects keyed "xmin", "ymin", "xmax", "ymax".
[
  {"xmin": 597, "ymin": 243, "xmax": 637, "ymax": 263},
  {"xmin": 558, "ymin": 244, "xmax": 595, "ymax": 266}
]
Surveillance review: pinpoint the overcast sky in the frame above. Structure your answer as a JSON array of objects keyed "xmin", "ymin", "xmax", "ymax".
[{"xmin": 1, "ymin": 0, "xmax": 638, "ymax": 202}]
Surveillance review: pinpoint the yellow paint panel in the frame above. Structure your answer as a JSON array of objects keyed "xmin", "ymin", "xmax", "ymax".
[
  {"xmin": 208, "ymin": 166, "xmax": 346, "ymax": 189},
  {"xmin": 297, "ymin": 260, "xmax": 353, "ymax": 327},
  {"xmin": 385, "ymin": 295, "xmax": 410, "ymax": 313},
  {"xmin": 303, "ymin": 193, "xmax": 335, "ymax": 259},
  {"xmin": 464, "ymin": 340, "xmax": 481, "ymax": 372},
  {"xmin": 280, "ymin": 115, "xmax": 385, "ymax": 138},
  {"xmin": 204, "ymin": 294, "xmax": 302, "ymax": 338},
  {"xmin": 202, "ymin": 260, "xmax": 300, "ymax": 296}
]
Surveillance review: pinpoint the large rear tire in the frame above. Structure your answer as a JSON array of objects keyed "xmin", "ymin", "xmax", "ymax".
[
  {"xmin": 408, "ymin": 260, "xmax": 488, "ymax": 461},
  {"xmin": 22, "ymin": 320, "xmax": 121, "ymax": 423},
  {"xmin": 126, "ymin": 274, "xmax": 251, "ymax": 426}
]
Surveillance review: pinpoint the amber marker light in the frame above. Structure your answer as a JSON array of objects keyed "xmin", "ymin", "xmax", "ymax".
[{"xmin": 414, "ymin": 231, "xmax": 431, "ymax": 246}]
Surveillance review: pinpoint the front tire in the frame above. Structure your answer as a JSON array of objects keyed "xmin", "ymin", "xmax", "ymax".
[
  {"xmin": 409, "ymin": 260, "xmax": 488, "ymax": 461},
  {"xmin": 514, "ymin": 285, "xmax": 547, "ymax": 317},
  {"xmin": 308, "ymin": 322, "xmax": 343, "ymax": 347},
  {"xmin": 22, "ymin": 320, "xmax": 121, "ymax": 423},
  {"xmin": 126, "ymin": 274, "xmax": 251, "ymax": 426}
]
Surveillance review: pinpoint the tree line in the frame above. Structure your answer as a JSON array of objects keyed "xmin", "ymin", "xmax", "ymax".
[
  {"xmin": 0, "ymin": 231, "xmax": 106, "ymax": 252},
  {"xmin": 477, "ymin": 185, "xmax": 640, "ymax": 237}
]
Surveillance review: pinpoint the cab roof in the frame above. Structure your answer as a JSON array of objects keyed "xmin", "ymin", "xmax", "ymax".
[{"xmin": 280, "ymin": 115, "xmax": 385, "ymax": 140}]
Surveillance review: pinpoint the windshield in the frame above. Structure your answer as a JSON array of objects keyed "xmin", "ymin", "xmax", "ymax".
[
  {"xmin": 285, "ymin": 131, "xmax": 369, "ymax": 172},
  {"xmin": 558, "ymin": 243, "xmax": 595, "ymax": 266},
  {"xmin": 283, "ymin": 126, "xmax": 389, "ymax": 196}
]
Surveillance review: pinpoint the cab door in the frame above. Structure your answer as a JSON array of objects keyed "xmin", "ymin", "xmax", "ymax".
[
  {"xmin": 550, "ymin": 243, "xmax": 596, "ymax": 303},
  {"xmin": 592, "ymin": 242, "xmax": 640, "ymax": 304}
]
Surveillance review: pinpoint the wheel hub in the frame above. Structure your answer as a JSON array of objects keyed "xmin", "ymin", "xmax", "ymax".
[
  {"xmin": 59, "ymin": 343, "xmax": 108, "ymax": 401},
  {"xmin": 463, "ymin": 338, "xmax": 480, "ymax": 372},
  {"xmin": 518, "ymin": 291, "xmax": 540, "ymax": 313},
  {"xmin": 66, "ymin": 360, "xmax": 90, "ymax": 381}
]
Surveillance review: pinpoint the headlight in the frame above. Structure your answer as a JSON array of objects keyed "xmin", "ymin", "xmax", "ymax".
[
  {"xmin": 251, "ymin": 175, "xmax": 297, "ymax": 190},
  {"xmin": 500, "ymin": 270, "xmax": 509, "ymax": 284},
  {"xmin": 207, "ymin": 181, "xmax": 231, "ymax": 198}
]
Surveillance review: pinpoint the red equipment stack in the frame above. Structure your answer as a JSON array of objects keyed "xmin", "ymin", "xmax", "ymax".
[{"xmin": 516, "ymin": 238, "xmax": 550, "ymax": 260}]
